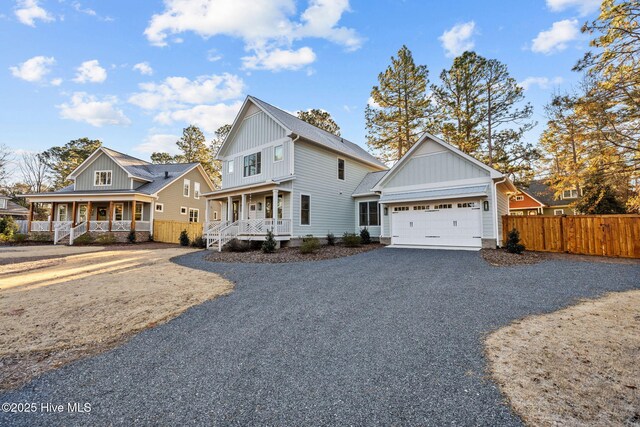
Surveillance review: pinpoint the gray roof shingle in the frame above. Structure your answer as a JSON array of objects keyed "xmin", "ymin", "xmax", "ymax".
[
  {"xmin": 352, "ymin": 170, "xmax": 388, "ymax": 196},
  {"xmin": 249, "ymin": 96, "xmax": 385, "ymax": 168}
]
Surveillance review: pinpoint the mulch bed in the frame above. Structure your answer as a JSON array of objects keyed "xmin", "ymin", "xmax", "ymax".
[
  {"xmin": 205, "ymin": 243, "xmax": 384, "ymax": 263},
  {"xmin": 480, "ymin": 249, "xmax": 549, "ymax": 266}
]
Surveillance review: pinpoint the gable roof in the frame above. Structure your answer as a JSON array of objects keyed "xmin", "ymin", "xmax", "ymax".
[
  {"xmin": 512, "ymin": 187, "xmax": 547, "ymax": 208},
  {"xmin": 68, "ymin": 146, "xmax": 154, "ymax": 182},
  {"xmin": 0, "ymin": 198, "xmax": 29, "ymax": 216},
  {"xmin": 219, "ymin": 96, "xmax": 386, "ymax": 169},
  {"xmin": 524, "ymin": 180, "xmax": 575, "ymax": 207},
  {"xmin": 373, "ymin": 132, "xmax": 512, "ymax": 191},
  {"xmin": 353, "ymin": 170, "xmax": 388, "ymax": 196}
]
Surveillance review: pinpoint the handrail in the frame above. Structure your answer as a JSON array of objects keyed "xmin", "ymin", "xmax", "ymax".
[
  {"xmin": 53, "ymin": 221, "xmax": 73, "ymax": 244},
  {"xmin": 69, "ymin": 222, "xmax": 87, "ymax": 245}
]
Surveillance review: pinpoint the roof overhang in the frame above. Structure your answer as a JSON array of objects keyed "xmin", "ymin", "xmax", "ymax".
[
  {"xmin": 67, "ymin": 147, "xmax": 152, "ymax": 182},
  {"xmin": 203, "ymin": 177, "xmax": 294, "ymax": 200},
  {"xmin": 379, "ymin": 184, "xmax": 489, "ymax": 204},
  {"xmin": 24, "ymin": 192, "xmax": 156, "ymax": 203}
]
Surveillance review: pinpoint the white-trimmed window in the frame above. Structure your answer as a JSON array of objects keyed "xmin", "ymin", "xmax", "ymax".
[
  {"xmin": 189, "ymin": 208, "xmax": 199, "ymax": 223},
  {"xmin": 78, "ymin": 204, "xmax": 87, "ymax": 222},
  {"xmin": 511, "ymin": 211, "xmax": 524, "ymax": 216},
  {"xmin": 359, "ymin": 201, "xmax": 379, "ymax": 226},
  {"xmin": 57, "ymin": 204, "xmax": 68, "ymax": 221},
  {"xmin": 274, "ymin": 145, "xmax": 283, "ymax": 162},
  {"xmin": 300, "ymin": 194, "xmax": 310, "ymax": 225},
  {"xmin": 213, "ymin": 211, "xmax": 218, "ymax": 220},
  {"xmin": 515, "ymin": 195, "xmax": 524, "ymax": 201},
  {"xmin": 554, "ymin": 209, "xmax": 565, "ymax": 215},
  {"xmin": 228, "ymin": 160, "xmax": 234, "ymax": 174},
  {"xmin": 180, "ymin": 207, "xmax": 187, "ymax": 215},
  {"xmin": 0, "ymin": 199, "xmax": 6, "ymax": 209},
  {"xmin": 135, "ymin": 203, "xmax": 143, "ymax": 221},
  {"xmin": 155, "ymin": 203, "xmax": 164, "ymax": 212},
  {"xmin": 194, "ymin": 182, "xmax": 201, "ymax": 199},
  {"xmin": 562, "ymin": 189, "xmax": 579, "ymax": 199},
  {"xmin": 94, "ymin": 170, "xmax": 112, "ymax": 186},
  {"xmin": 114, "ymin": 203, "xmax": 124, "ymax": 221},
  {"xmin": 243, "ymin": 152, "xmax": 261, "ymax": 177},
  {"xmin": 393, "ymin": 206, "xmax": 409, "ymax": 212},
  {"xmin": 337, "ymin": 158, "xmax": 345, "ymax": 181},
  {"xmin": 183, "ymin": 179, "xmax": 190, "ymax": 197},
  {"xmin": 528, "ymin": 211, "xmax": 537, "ymax": 215}
]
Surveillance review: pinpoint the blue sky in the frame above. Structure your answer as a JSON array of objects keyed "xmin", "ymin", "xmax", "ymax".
[{"xmin": 1, "ymin": 0, "xmax": 600, "ymax": 171}]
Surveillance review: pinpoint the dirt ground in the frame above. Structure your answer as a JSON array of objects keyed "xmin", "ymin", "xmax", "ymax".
[
  {"xmin": 0, "ymin": 245, "xmax": 233, "ymax": 391},
  {"xmin": 206, "ymin": 243, "xmax": 384, "ymax": 263},
  {"xmin": 486, "ymin": 290, "xmax": 640, "ymax": 426},
  {"xmin": 481, "ymin": 248, "xmax": 640, "ymax": 267}
]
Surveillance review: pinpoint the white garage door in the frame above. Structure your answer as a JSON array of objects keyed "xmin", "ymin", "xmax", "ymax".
[{"xmin": 391, "ymin": 201, "xmax": 482, "ymax": 247}]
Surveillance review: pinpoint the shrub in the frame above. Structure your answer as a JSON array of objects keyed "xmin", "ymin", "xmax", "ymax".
[
  {"xmin": 179, "ymin": 230, "xmax": 190, "ymax": 246},
  {"xmin": 326, "ymin": 232, "xmax": 335, "ymax": 246},
  {"xmin": 360, "ymin": 227, "xmax": 371, "ymax": 244},
  {"xmin": 342, "ymin": 232, "xmax": 362, "ymax": 247},
  {"xmin": 191, "ymin": 235, "xmax": 206, "ymax": 249},
  {"xmin": 0, "ymin": 216, "xmax": 18, "ymax": 239},
  {"xmin": 95, "ymin": 233, "xmax": 117, "ymax": 244},
  {"xmin": 226, "ymin": 238, "xmax": 251, "ymax": 252},
  {"xmin": 505, "ymin": 228, "xmax": 525, "ymax": 254},
  {"xmin": 262, "ymin": 230, "xmax": 277, "ymax": 253},
  {"xmin": 73, "ymin": 233, "xmax": 95, "ymax": 245},
  {"xmin": 30, "ymin": 233, "xmax": 52, "ymax": 242},
  {"xmin": 300, "ymin": 235, "xmax": 320, "ymax": 254},
  {"xmin": 12, "ymin": 233, "xmax": 28, "ymax": 243},
  {"xmin": 127, "ymin": 230, "xmax": 137, "ymax": 243}
]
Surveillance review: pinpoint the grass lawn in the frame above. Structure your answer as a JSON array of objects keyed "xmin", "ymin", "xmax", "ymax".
[
  {"xmin": 486, "ymin": 290, "xmax": 640, "ymax": 426},
  {"xmin": 0, "ymin": 245, "xmax": 232, "ymax": 391}
]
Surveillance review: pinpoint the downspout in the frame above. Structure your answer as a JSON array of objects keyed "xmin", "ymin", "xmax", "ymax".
[
  {"xmin": 493, "ymin": 176, "xmax": 507, "ymax": 247},
  {"xmin": 289, "ymin": 133, "xmax": 300, "ymax": 175}
]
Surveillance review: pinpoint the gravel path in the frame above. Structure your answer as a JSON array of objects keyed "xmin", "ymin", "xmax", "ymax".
[{"xmin": 2, "ymin": 249, "xmax": 638, "ymax": 426}]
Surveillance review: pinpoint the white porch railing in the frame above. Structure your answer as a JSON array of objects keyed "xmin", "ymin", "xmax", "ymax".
[
  {"xmin": 16, "ymin": 220, "xmax": 28, "ymax": 234},
  {"xmin": 264, "ymin": 218, "xmax": 292, "ymax": 236},
  {"xmin": 111, "ymin": 220, "xmax": 130, "ymax": 232},
  {"xmin": 204, "ymin": 219, "xmax": 292, "ymax": 251},
  {"xmin": 53, "ymin": 221, "xmax": 73, "ymax": 244},
  {"xmin": 69, "ymin": 222, "xmax": 87, "ymax": 245},
  {"xmin": 30, "ymin": 221, "xmax": 50, "ymax": 232},
  {"xmin": 135, "ymin": 221, "xmax": 150, "ymax": 232},
  {"xmin": 218, "ymin": 221, "xmax": 240, "ymax": 252},
  {"xmin": 89, "ymin": 221, "xmax": 110, "ymax": 232}
]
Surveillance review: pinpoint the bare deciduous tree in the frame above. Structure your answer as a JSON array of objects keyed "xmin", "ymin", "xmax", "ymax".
[{"xmin": 20, "ymin": 152, "xmax": 49, "ymax": 193}]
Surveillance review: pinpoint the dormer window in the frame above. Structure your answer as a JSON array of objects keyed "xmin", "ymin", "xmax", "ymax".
[
  {"xmin": 94, "ymin": 170, "xmax": 112, "ymax": 186},
  {"xmin": 563, "ymin": 189, "xmax": 579, "ymax": 199},
  {"xmin": 515, "ymin": 195, "xmax": 524, "ymax": 201}
]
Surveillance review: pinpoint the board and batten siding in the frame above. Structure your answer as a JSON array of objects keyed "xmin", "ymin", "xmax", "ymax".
[
  {"xmin": 221, "ymin": 140, "xmax": 292, "ymax": 189},
  {"xmin": 383, "ymin": 150, "xmax": 489, "ymax": 190},
  {"xmin": 154, "ymin": 167, "xmax": 213, "ymax": 223},
  {"xmin": 220, "ymin": 110, "xmax": 287, "ymax": 157},
  {"xmin": 75, "ymin": 153, "xmax": 130, "ymax": 191},
  {"xmin": 496, "ymin": 185, "xmax": 510, "ymax": 243},
  {"xmin": 291, "ymin": 140, "xmax": 382, "ymax": 237}
]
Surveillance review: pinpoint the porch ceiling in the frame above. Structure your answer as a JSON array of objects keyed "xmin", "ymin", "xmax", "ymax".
[
  {"xmin": 205, "ymin": 183, "xmax": 292, "ymax": 200},
  {"xmin": 25, "ymin": 193, "xmax": 155, "ymax": 203}
]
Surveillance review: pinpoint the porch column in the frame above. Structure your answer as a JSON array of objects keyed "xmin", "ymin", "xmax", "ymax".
[
  {"xmin": 27, "ymin": 202, "xmax": 33, "ymax": 232},
  {"xmin": 205, "ymin": 199, "xmax": 210, "ymax": 222},
  {"xmin": 272, "ymin": 189, "xmax": 279, "ymax": 236},
  {"xmin": 108, "ymin": 201, "xmax": 113, "ymax": 231},
  {"xmin": 241, "ymin": 194, "xmax": 246, "ymax": 220},
  {"xmin": 71, "ymin": 201, "xmax": 77, "ymax": 227},
  {"xmin": 86, "ymin": 201, "xmax": 92, "ymax": 231},
  {"xmin": 131, "ymin": 200, "xmax": 137, "ymax": 231},
  {"xmin": 379, "ymin": 203, "xmax": 385, "ymax": 237},
  {"xmin": 49, "ymin": 202, "xmax": 55, "ymax": 231},
  {"xmin": 227, "ymin": 196, "xmax": 233, "ymax": 222}
]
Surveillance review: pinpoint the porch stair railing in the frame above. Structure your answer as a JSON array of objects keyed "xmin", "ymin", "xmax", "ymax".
[
  {"xmin": 217, "ymin": 221, "xmax": 240, "ymax": 252},
  {"xmin": 69, "ymin": 222, "xmax": 87, "ymax": 245},
  {"xmin": 53, "ymin": 221, "xmax": 73, "ymax": 245}
]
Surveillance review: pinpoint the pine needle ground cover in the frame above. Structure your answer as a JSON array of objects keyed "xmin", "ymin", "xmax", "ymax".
[{"xmin": 486, "ymin": 291, "xmax": 640, "ymax": 426}]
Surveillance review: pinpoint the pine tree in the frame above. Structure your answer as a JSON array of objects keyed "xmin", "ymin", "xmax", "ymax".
[
  {"xmin": 365, "ymin": 45, "xmax": 435, "ymax": 162},
  {"xmin": 151, "ymin": 125, "xmax": 217, "ymax": 182},
  {"xmin": 40, "ymin": 138, "xmax": 102, "ymax": 189},
  {"xmin": 209, "ymin": 124, "xmax": 231, "ymax": 188},
  {"xmin": 150, "ymin": 152, "xmax": 175, "ymax": 164},
  {"xmin": 574, "ymin": 166, "xmax": 627, "ymax": 214},
  {"xmin": 297, "ymin": 109, "xmax": 341, "ymax": 135}
]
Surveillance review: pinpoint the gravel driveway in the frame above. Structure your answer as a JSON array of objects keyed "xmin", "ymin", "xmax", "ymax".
[{"xmin": 2, "ymin": 248, "xmax": 639, "ymax": 426}]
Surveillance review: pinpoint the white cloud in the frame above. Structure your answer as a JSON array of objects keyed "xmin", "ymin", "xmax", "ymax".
[
  {"xmin": 14, "ymin": 0, "xmax": 54, "ymax": 27},
  {"xmin": 10, "ymin": 55, "xmax": 55, "ymax": 82},
  {"xmin": 154, "ymin": 102, "xmax": 242, "ymax": 134},
  {"xmin": 73, "ymin": 60, "xmax": 108, "ymax": 83},
  {"xmin": 144, "ymin": 0, "xmax": 362, "ymax": 71},
  {"xmin": 206, "ymin": 49, "xmax": 222, "ymax": 62},
  {"xmin": 133, "ymin": 62, "xmax": 154, "ymax": 75},
  {"xmin": 519, "ymin": 76, "xmax": 564, "ymax": 91},
  {"xmin": 50, "ymin": 77, "xmax": 62, "ymax": 86},
  {"xmin": 128, "ymin": 73, "xmax": 245, "ymax": 110},
  {"xmin": 546, "ymin": 0, "xmax": 600, "ymax": 16},
  {"xmin": 71, "ymin": 1, "xmax": 96, "ymax": 16},
  {"xmin": 439, "ymin": 21, "xmax": 476, "ymax": 57},
  {"xmin": 242, "ymin": 47, "xmax": 316, "ymax": 71},
  {"xmin": 57, "ymin": 92, "xmax": 131, "ymax": 127},
  {"xmin": 367, "ymin": 96, "xmax": 381, "ymax": 109},
  {"xmin": 531, "ymin": 19, "xmax": 580, "ymax": 54},
  {"xmin": 134, "ymin": 134, "xmax": 181, "ymax": 155}
]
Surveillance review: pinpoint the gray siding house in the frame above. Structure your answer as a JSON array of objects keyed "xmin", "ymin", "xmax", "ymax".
[
  {"xmin": 204, "ymin": 96, "xmax": 515, "ymax": 250},
  {"xmin": 25, "ymin": 147, "xmax": 216, "ymax": 244}
]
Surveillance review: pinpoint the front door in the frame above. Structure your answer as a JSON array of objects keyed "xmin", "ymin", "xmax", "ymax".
[
  {"xmin": 232, "ymin": 201, "xmax": 239, "ymax": 222},
  {"xmin": 97, "ymin": 206, "xmax": 108, "ymax": 221},
  {"xmin": 248, "ymin": 203, "xmax": 257, "ymax": 220}
]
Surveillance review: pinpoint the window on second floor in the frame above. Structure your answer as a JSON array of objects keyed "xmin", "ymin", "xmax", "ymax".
[
  {"xmin": 0, "ymin": 199, "xmax": 6, "ymax": 209},
  {"xmin": 337, "ymin": 158, "xmax": 345, "ymax": 180},
  {"xmin": 94, "ymin": 170, "xmax": 112, "ymax": 186},
  {"xmin": 563, "ymin": 189, "xmax": 579, "ymax": 199},
  {"xmin": 228, "ymin": 160, "xmax": 234, "ymax": 174},
  {"xmin": 515, "ymin": 195, "xmax": 524, "ymax": 201},
  {"xmin": 183, "ymin": 179, "xmax": 190, "ymax": 197},
  {"xmin": 244, "ymin": 152, "xmax": 261, "ymax": 177},
  {"xmin": 194, "ymin": 182, "xmax": 201, "ymax": 199},
  {"xmin": 274, "ymin": 145, "xmax": 283, "ymax": 162}
]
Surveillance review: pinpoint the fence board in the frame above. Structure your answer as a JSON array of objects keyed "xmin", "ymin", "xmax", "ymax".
[
  {"xmin": 502, "ymin": 215, "xmax": 640, "ymax": 259},
  {"xmin": 153, "ymin": 220, "xmax": 203, "ymax": 244}
]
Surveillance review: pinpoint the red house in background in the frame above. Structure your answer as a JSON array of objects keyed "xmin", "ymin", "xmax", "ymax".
[{"xmin": 508, "ymin": 189, "xmax": 546, "ymax": 215}]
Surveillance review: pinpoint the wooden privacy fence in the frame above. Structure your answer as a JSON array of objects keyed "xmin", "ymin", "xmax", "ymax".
[
  {"xmin": 502, "ymin": 215, "xmax": 640, "ymax": 258},
  {"xmin": 153, "ymin": 220, "xmax": 203, "ymax": 244}
]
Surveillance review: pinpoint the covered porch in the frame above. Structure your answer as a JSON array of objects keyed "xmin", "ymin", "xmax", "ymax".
[
  {"xmin": 25, "ymin": 194, "xmax": 154, "ymax": 244},
  {"xmin": 203, "ymin": 183, "xmax": 293, "ymax": 250}
]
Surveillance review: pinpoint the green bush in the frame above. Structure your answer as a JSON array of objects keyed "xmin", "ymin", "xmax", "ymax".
[
  {"xmin": 262, "ymin": 230, "xmax": 277, "ymax": 253},
  {"xmin": 360, "ymin": 227, "xmax": 371, "ymax": 244},
  {"xmin": 74, "ymin": 233, "xmax": 95, "ymax": 245},
  {"xmin": 226, "ymin": 238, "xmax": 251, "ymax": 252},
  {"xmin": 300, "ymin": 235, "xmax": 320, "ymax": 254},
  {"xmin": 12, "ymin": 233, "xmax": 28, "ymax": 243},
  {"xmin": 0, "ymin": 216, "xmax": 18, "ymax": 239},
  {"xmin": 127, "ymin": 230, "xmax": 137, "ymax": 243},
  {"xmin": 30, "ymin": 233, "xmax": 52, "ymax": 242},
  {"xmin": 342, "ymin": 232, "xmax": 361, "ymax": 247},
  {"xmin": 326, "ymin": 232, "xmax": 335, "ymax": 246},
  {"xmin": 191, "ymin": 235, "xmax": 206, "ymax": 249},
  {"xmin": 505, "ymin": 228, "xmax": 525, "ymax": 254},
  {"xmin": 179, "ymin": 230, "xmax": 190, "ymax": 246},
  {"xmin": 95, "ymin": 233, "xmax": 117, "ymax": 244}
]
